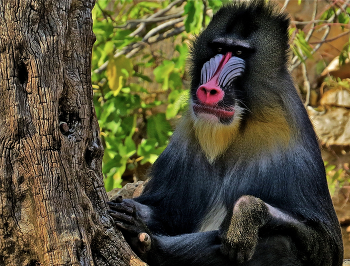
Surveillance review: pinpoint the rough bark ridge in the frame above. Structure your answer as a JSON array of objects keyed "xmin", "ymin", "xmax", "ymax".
[{"xmin": 0, "ymin": 1, "xmax": 144, "ymax": 265}]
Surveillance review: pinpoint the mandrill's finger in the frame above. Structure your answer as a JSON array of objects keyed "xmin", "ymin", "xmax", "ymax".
[
  {"xmin": 138, "ymin": 232, "xmax": 152, "ymax": 252},
  {"xmin": 107, "ymin": 201, "xmax": 134, "ymax": 214},
  {"xmin": 108, "ymin": 210, "xmax": 134, "ymax": 224},
  {"xmin": 112, "ymin": 196, "xmax": 123, "ymax": 203}
]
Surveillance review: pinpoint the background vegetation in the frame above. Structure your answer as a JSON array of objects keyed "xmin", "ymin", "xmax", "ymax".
[{"xmin": 91, "ymin": 0, "xmax": 350, "ymax": 192}]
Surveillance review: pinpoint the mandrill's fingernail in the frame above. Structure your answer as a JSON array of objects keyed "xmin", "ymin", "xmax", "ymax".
[
  {"xmin": 139, "ymin": 232, "xmax": 150, "ymax": 243},
  {"xmin": 116, "ymin": 196, "xmax": 123, "ymax": 203}
]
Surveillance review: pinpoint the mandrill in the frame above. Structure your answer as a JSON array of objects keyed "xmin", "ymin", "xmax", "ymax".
[{"xmin": 108, "ymin": 1, "xmax": 343, "ymax": 265}]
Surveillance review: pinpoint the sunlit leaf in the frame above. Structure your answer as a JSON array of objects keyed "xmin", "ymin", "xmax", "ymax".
[
  {"xmin": 137, "ymin": 139, "xmax": 166, "ymax": 164},
  {"xmin": 174, "ymin": 43, "xmax": 189, "ymax": 69},
  {"xmin": 290, "ymin": 30, "xmax": 313, "ymax": 61},
  {"xmin": 208, "ymin": 0, "xmax": 230, "ymax": 12},
  {"xmin": 106, "ymin": 55, "xmax": 134, "ymax": 95},
  {"xmin": 166, "ymin": 90, "xmax": 189, "ymax": 119},
  {"xmin": 154, "ymin": 60, "xmax": 175, "ymax": 90},
  {"xmin": 184, "ymin": 0, "xmax": 204, "ymax": 33},
  {"xmin": 147, "ymin": 114, "xmax": 172, "ymax": 146},
  {"xmin": 339, "ymin": 42, "xmax": 350, "ymax": 65}
]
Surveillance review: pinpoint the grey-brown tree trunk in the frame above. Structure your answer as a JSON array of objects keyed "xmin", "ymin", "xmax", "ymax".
[{"xmin": 0, "ymin": 1, "xmax": 144, "ymax": 265}]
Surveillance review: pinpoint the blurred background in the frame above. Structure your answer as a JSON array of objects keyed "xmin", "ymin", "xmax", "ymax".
[{"xmin": 91, "ymin": 0, "xmax": 350, "ymax": 257}]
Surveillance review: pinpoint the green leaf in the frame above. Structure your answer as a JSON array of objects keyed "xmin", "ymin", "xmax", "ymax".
[
  {"xmin": 147, "ymin": 113, "xmax": 172, "ymax": 146},
  {"xmin": 153, "ymin": 60, "xmax": 175, "ymax": 90},
  {"xmin": 168, "ymin": 72, "xmax": 183, "ymax": 90},
  {"xmin": 319, "ymin": 8, "xmax": 335, "ymax": 21},
  {"xmin": 137, "ymin": 2, "xmax": 161, "ymax": 8},
  {"xmin": 291, "ymin": 30, "xmax": 313, "ymax": 61},
  {"xmin": 93, "ymin": 21, "xmax": 114, "ymax": 39},
  {"xmin": 208, "ymin": 0, "xmax": 229, "ymax": 12},
  {"xmin": 134, "ymin": 72, "xmax": 153, "ymax": 82},
  {"xmin": 104, "ymin": 41, "xmax": 114, "ymax": 56},
  {"xmin": 99, "ymin": 100, "xmax": 116, "ymax": 124},
  {"xmin": 339, "ymin": 42, "xmax": 350, "ymax": 65},
  {"xmin": 104, "ymin": 120, "xmax": 121, "ymax": 135},
  {"xmin": 184, "ymin": 0, "xmax": 204, "ymax": 34},
  {"xmin": 166, "ymin": 90, "xmax": 189, "ymax": 119},
  {"xmin": 137, "ymin": 139, "xmax": 166, "ymax": 164},
  {"xmin": 338, "ymin": 12, "xmax": 349, "ymax": 25},
  {"xmin": 174, "ymin": 43, "xmax": 189, "ymax": 69},
  {"xmin": 125, "ymin": 136, "xmax": 137, "ymax": 158},
  {"xmin": 106, "ymin": 55, "xmax": 134, "ymax": 95},
  {"xmin": 103, "ymin": 156, "xmax": 121, "ymax": 175}
]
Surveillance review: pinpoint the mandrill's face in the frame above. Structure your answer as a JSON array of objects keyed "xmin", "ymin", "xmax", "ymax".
[
  {"xmin": 187, "ymin": 2, "xmax": 290, "ymax": 161},
  {"xmin": 192, "ymin": 51, "xmax": 246, "ymax": 125}
]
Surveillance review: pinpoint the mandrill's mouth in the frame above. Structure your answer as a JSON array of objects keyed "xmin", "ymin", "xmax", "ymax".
[{"xmin": 193, "ymin": 103, "xmax": 235, "ymax": 119}]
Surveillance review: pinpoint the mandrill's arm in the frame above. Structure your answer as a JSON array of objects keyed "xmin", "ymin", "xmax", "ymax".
[
  {"xmin": 108, "ymin": 198, "xmax": 229, "ymax": 266},
  {"xmin": 108, "ymin": 196, "xmax": 322, "ymax": 266}
]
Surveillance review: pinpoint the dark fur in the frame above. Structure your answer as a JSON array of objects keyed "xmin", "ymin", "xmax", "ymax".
[{"xmin": 109, "ymin": 1, "xmax": 343, "ymax": 265}]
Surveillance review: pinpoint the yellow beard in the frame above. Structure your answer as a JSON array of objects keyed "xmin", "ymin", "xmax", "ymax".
[{"xmin": 192, "ymin": 112, "xmax": 241, "ymax": 163}]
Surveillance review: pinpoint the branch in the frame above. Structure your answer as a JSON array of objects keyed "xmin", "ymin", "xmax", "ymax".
[
  {"xmin": 128, "ymin": 0, "xmax": 185, "ymax": 37},
  {"xmin": 309, "ymin": 30, "xmax": 350, "ymax": 45},
  {"xmin": 92, "ymin": 0, "xmax": 187, "ymax": 75},
  {"xmin": 305, "ymin": 0, "xmax": 318, "ymax": 42},
  {"xmin": 291, "ymin": 20, "xmax": 331, "ymax": 25},
  {"xmin": 142, "ymin": 17, "xmax": 184, "ymax": 40},
  {"xmin": 93, "ymin": 26, "xmax": 186, "ymax": 75},
  {"xmin": 116, "ymin": 12, "xmax": 183, "ymax": 27},
  {"xmin": 280, "ymin": 0, "xmax": 291, "ymax": 12},
  {"xmin": 302, "ymin": 62, "xmax": 311, "ymax": 107},
  {"xmin": 202, "ymin": 0, "xmax": 208, "ymax": 28},
  {"xmin": 150, "ymin": 0, "xmax": 186, "ymax": 19},
  {"xmin": 126, "ymin": 26, "xmax": 186, "ymax": 58},
  {"xmin": 289, "ymin": 0, "xmax": 350, "ymax": 71}
]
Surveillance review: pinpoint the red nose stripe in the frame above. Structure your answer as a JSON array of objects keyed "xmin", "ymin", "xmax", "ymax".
[{"xmin": 215, "ymin": 52, "xmax": 232, "ymax": 75}]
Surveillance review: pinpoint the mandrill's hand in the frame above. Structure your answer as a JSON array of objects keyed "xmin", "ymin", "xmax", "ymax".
[
  {"xmin": 107, "ymin": 197, "xmax": 152, "ymax": 257},
  {"xmin": 220, "ymin": 195, "xmax": 270, "ymax": 264}
]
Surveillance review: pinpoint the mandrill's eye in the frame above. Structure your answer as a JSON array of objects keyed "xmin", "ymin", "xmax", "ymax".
[
  {"xmin": 217, "ymin": 47, "xmax": 223, "ymax": 53},
  {"xmin": 235, "ymin": 50, "xmax": 242, "ymax": 56}
]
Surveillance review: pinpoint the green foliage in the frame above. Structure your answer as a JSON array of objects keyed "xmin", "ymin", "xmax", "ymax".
[
  {"xmin": 325, "ymin": 162, "xmax": 346, "ymax": 196},
  {"xmin": 92, "ymin": 0, "xmax": 226, "ymax": 191},
  {"xmin": 184, "ymin": 0, "xmax": 203, "ymax": 33},
  {"xmin": 319, "ymin": 7, "xmax": 335, "ymax": 21},
  {"xmin": 107, "ymin": 55, "xmax": 134, "ymax": 95},
  {"xmin": 339, "ymin": 41, "xmax": 350, "ymax": 66},
  {"xmin": 290, "ymin": 29, "xmax": 313, "ymax": 62},
  {"xmin": 92, "ymin": 0, "xmax": 350, "ymax": 191},
  {"xmin": 153, "ymin": 60, "xmax": 175, "ymax": 90},
  {"xmin": 208, "ymin": 0, "xmax": 231, "ymax": 12}
]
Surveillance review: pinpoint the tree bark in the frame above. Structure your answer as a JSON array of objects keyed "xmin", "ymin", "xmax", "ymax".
[{"xmin": 0, "ymin": 1, "xmax": 145, "ymax": 265}]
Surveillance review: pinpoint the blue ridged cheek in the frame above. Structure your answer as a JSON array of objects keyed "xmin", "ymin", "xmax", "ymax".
[
  {"xmin": 218, "ymin": 57, "xmax": 245, "ymax": 87},
  {"xmin": 200, "ymin": 55, "xmax": 245, "ymax": 87}
]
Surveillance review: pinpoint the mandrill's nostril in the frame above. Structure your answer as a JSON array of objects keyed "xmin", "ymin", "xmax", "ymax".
[{"xmin": 200, "ymin": 87, "xmax": 219, "ymax": 95}]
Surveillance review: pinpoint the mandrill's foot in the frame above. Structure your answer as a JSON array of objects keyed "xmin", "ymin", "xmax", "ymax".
[{"xmin": 220, "ymin": 195, "xmax": 269, "ymax": 264}]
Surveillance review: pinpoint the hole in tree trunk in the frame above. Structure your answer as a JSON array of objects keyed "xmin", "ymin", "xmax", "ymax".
[
  {"xmin": 17, "ymin": 61, "xmax": 28, "ymax": 85},
  {"xmin": 26, "ymin": 260, "xmax": 40, "ymax": 266}
]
